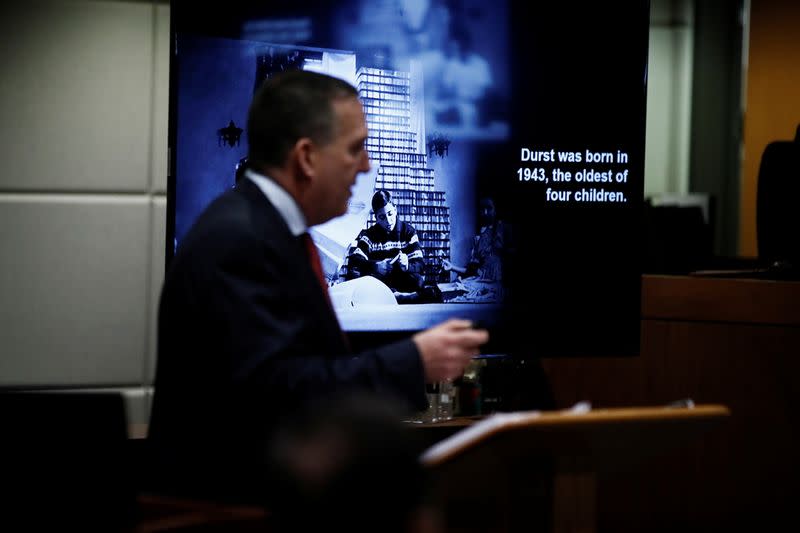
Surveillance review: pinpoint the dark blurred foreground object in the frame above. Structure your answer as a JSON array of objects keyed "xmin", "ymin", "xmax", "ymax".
[
  {"xmin": 265, "ymin": 391, "xmax": 442, "ymax": 533},
  {"xmin": 0, "ymin": 391, "xmax": 137, "ymax": 531},
  {"xmin": 757, "ymin": 125, "xmax": 800, "ymax": 273}
]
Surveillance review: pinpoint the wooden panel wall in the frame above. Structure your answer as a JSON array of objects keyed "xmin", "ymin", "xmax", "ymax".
[{"xmin": 542, "ymin": 275, "xmax": 800, "ymax": 532}]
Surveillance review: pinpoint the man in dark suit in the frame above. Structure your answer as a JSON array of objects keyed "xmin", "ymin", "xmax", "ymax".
[{"xmin": 148, "ymin": 70, "xmax": 488, "ymax": 502}]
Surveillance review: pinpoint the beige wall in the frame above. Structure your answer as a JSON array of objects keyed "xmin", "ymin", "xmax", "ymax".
[
  {"xmin": 0, "ymin": 1, "xmax": 169, "ymax": 425},
  {"xmin": 741, "ymin": 0, "xmax": 800, "ymax": 257}
]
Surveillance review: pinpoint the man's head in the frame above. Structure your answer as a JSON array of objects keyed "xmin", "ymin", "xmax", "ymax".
[
  {"xmin": 247, "ymin": 70, "xmax": 371, "ymax": 226},
  {"xmin": 478, "ymin": 197, "xmax": 497, "ymax": 227},
  {"xmin": 372, "ymin": 189, "xmax": 398, "ymax": 233},
  {"xmin": 267, "ymin": 392, "xmax": 435, "ymax": 533}
]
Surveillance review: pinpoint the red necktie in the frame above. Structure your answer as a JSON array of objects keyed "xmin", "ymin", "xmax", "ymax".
[
  {"xmin": 301, "ymin": 232, "xmax": 350, "ymax": 351},
  {"xmin": 302, "ymin": 232, "xmax": 331, "ymax": 302}
]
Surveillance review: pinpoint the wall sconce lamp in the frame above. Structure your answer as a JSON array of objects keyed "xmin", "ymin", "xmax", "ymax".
[{"xmin": 218, "ymin": 120, "xmax": 244, "ymax": 147}]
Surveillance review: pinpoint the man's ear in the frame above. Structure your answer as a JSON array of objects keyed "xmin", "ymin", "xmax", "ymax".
[{"xmin": 294, "ymin": 138, "xmax": 317, "ymax": 181}]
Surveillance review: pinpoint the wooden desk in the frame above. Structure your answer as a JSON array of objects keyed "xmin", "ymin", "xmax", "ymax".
[
  {"xmin": 423, "ymin": 404, "xmax": 729, "ymax": 533},
  {"xmin": 131, "ymin": 406, "xmax": 728, "ymax": 533},
  {"xmin": 543, "ymin": 274, "xmax": 800, "ymax": 533}
]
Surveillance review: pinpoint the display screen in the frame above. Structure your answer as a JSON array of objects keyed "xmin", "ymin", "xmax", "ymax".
[{"xmin": 168, "ymin": 0, "xmax": 649, "ymax": 357}]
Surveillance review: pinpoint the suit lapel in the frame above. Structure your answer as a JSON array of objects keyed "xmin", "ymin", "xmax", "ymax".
[{"xmin": 236, "ymin": 179, "xmax": 349, "ymax": 354}]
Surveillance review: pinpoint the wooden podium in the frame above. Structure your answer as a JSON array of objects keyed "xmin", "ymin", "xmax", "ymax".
[{"xmin": 421, "ymin": 404, "xmax": 730, "ymax": 533}]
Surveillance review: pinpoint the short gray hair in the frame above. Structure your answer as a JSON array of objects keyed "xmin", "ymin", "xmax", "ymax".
[{"xmin": 246, "ymin": 70, "xmax": 358, "ymax": 169}]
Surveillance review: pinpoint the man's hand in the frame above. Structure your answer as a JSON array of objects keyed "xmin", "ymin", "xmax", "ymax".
[
  {"xmin": 442, "ymin": 259, "xmax": 453, "ymax": 271},
  {"xmin": 374, "ymin": 258, "xmax": 392, "ymax": 277},
  {"xmin": 392, "ymin": 251, "xmax": 409, "ymax": 271},
  {"xmin": 412, "ymin": 319, "xmax": 489, "ymax": 383}
]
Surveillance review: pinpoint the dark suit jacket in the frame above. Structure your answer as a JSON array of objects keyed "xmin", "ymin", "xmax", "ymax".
[{"xmin": 148, "ymin": 178, "xmax": 427, "ymax": 499}]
